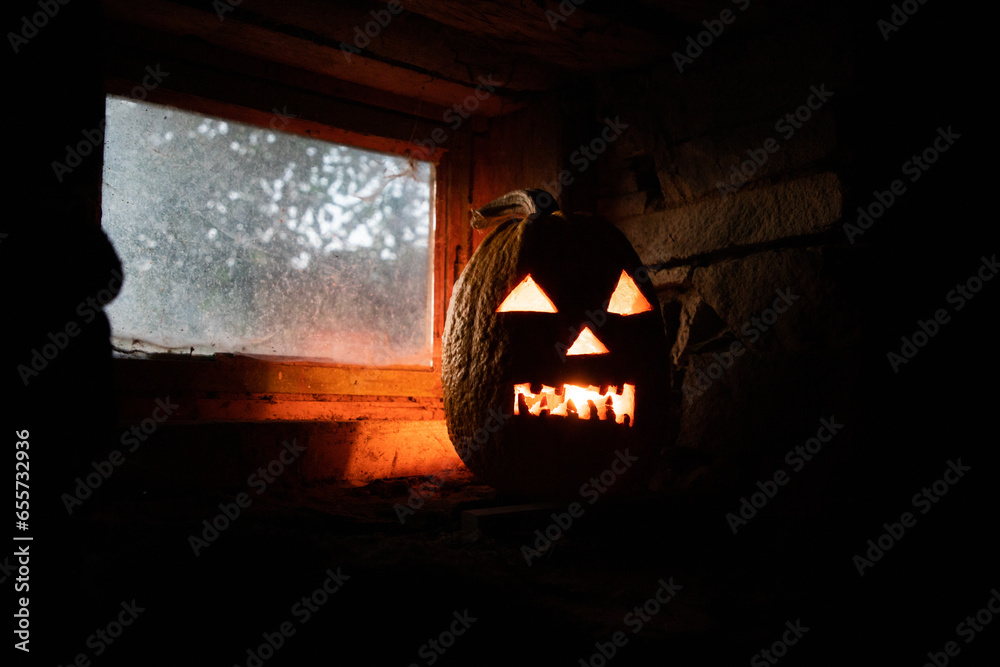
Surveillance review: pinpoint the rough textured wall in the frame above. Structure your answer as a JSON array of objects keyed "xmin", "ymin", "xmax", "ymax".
[{"xmin": 585, "ymin": 6, "xmax": 865, "ymax": 500}]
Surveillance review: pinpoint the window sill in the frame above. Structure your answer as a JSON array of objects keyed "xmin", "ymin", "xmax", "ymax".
[{"xmin": 112, "ymin": 355, "xmax": 443, "ymax": 424}]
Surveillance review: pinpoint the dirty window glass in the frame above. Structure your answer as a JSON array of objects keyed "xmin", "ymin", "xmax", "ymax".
[{"xmin": 101, "ymin": 95, "xmax": 434, "ymax": 366}]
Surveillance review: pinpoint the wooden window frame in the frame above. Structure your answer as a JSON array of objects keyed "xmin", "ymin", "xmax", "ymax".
[{"xmin": 101, "ymin": 71, "xmax": 470, "ymax": 420}]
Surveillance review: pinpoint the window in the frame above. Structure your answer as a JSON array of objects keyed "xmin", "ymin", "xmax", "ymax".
[{"xmin": 101, "ymin": 95, "xmax": 435, "ymax": 367}]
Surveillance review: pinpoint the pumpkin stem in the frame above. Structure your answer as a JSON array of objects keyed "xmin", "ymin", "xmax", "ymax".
[{"xmin": 470, "ymin": 189, "xmax": 559, "ymax": 229}]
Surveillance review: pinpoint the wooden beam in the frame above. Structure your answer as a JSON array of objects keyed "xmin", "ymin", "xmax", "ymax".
[
  {"xmin": 231, "ymin": 0, "xmax": 563, "ymax": 93},
  {"xmin": 103, "ymin": 19, "xmax": 457, "ymax": 123},
  {"xmin": 104, "ymin": 75, "xmax": 447, "ymax": 160},
  {"xmin": 376, "ymin": 0, "xmax": 670, "ymax": 72},
  {"xmin": 102, "ymin": 0, "xmax": 523, "ymax": 116}
]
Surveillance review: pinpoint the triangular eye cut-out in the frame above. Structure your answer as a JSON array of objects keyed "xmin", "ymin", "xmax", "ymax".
[
  {"xmin": 496, "ymin": 275, "xmax": 558, "ymax": 313},
  {"xmin": 566, "ymin": 326, "xmax": 609, "ymax": 356},
  {"xmin": 607, "ymin": 270, "xmax": 653, "ymax": 315}
]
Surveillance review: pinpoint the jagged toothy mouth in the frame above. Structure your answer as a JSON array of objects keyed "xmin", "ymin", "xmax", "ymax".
[{"xmin": 513, "ymin": 383, "xmax": 635, "ymax": 426}]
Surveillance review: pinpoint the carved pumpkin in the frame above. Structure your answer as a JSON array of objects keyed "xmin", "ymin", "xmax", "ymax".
[{"xmin": 442, "ymin": 190, "xmax": 671, "ymax": 499}]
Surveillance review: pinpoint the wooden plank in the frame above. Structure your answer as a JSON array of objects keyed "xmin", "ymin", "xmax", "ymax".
[
  {"xmin": 232, "ymin": 0, "xmax": 562, "ymax": 93},
  {"xmin": 440, "ymin": 125, "xmax": 474, "ymax": 324},
  {"xmin": 378, "ymin": 0, "xmax": 670, "ymax": 72},
  {"xmin": 104, "ymin": 76, "xmax": 447, "ymax": 160},
  {"xmin": 103, "ymin": 20, "xmax": 456, "ymax": 123},
  {"xmin": 102, "ymin": 0, "xmax": 521, "ymax": 116},
  {"xmin": 470, "ymin": 97, "xmax": 562, "ymax": 252},
  {"xmin": 115, "ymin": 394, "xmax": 444, "ymax": 423},
  {"xmin": 113, "ymin": 357, "xmax": 443, "ymax": 397}
]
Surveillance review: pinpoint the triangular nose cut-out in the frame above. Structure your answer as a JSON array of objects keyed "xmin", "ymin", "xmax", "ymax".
[
  {"xmin": 566, "ymin": 326, "xmax": 609, "ymax": 356},
  {"xmin": 496, "ymin": 275, "xmax": 558, "ymax": 313},
  {"xmin": 607, "ymin": 270, "xmax": 653, "ymax": 315}
]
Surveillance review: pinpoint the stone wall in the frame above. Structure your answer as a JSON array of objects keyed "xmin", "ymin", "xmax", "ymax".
[{"xmin": 584, "ymin": 5, "xmax": 866, "ymax": 499}]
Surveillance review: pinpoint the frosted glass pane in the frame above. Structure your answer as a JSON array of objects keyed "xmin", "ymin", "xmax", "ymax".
[{"xmin": 101, "ymin": 95, "xmax": 433, "ymax": 366}]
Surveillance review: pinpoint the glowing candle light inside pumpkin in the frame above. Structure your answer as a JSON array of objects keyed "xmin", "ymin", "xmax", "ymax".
[
  {"xmin": 496, "ymin": 275, "xmax": 557, "ymax": 313},
  {"xmin": 565, "ymin": 326, "xmax": 609, "ymax": 356},
  {"xmin": 607, "ymin": 270, "xmax": 653, "ymax": 315},
  {"xmin": 513, "ymin": 382, "xmax": 636, "ymax": 426}
]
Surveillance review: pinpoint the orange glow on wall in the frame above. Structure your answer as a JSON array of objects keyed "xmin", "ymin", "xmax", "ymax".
[
  {"xmin": 339, "ymin": 421, "xmax": 467, "ymax": 481},
  {"xmin": 607, "ymin": 270, "xmax": 653, "ymax": 315},
  {"xmin": 496, "ymin": 275, "xmax": 558, "ymax": 313}
]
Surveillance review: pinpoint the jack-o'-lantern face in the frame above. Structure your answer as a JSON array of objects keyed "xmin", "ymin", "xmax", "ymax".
[
  {"xmin": 498, "ymin": 270, "xmax": 653, "ymax": 426},
  {"xmin": 442, "ymin": 195, "xmax": 671, "ymax": 500}
]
